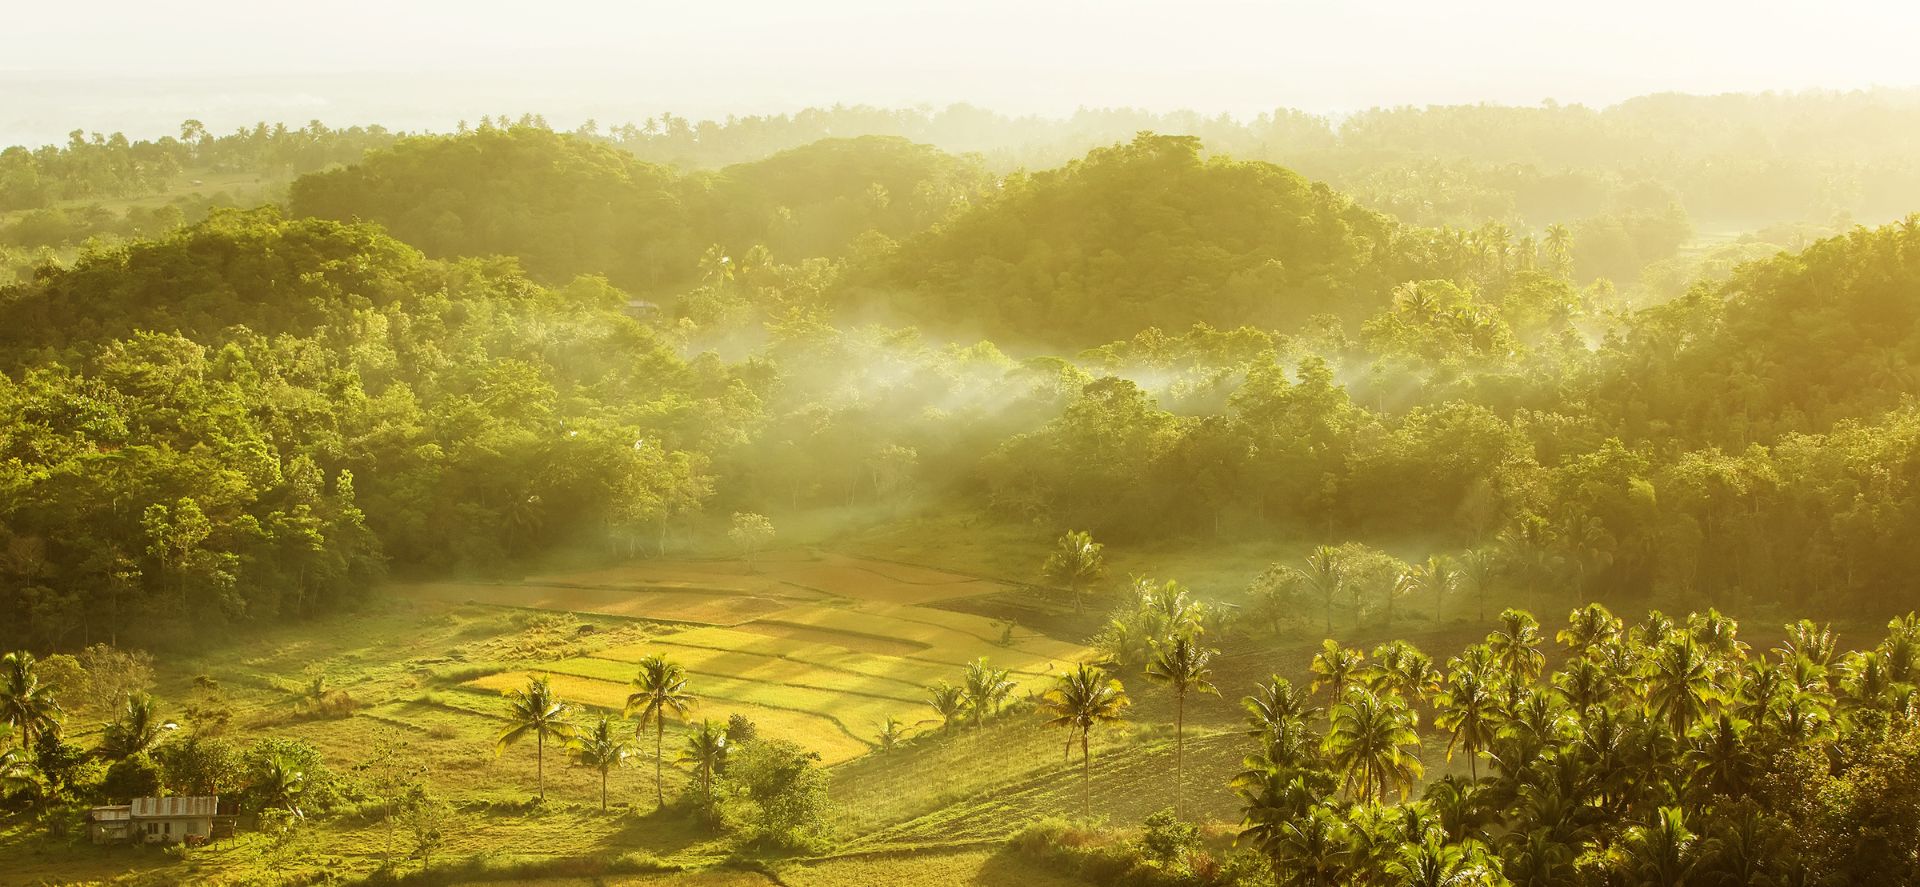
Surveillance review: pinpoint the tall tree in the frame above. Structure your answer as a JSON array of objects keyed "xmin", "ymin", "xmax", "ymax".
[
  {"xmin": 1041, "ymin": 530, "xmax": 1106, "ymax": 616},
  {"xmin": 677, "ymin": 719, "xmax": 727, "ymax": 824},
  {"xmin": 0, "ymin": 652, "xmax": 60, "ymax": 756},
  {"xmin": 626, "ymin": 655, "xmax": 696, "ymax": 808},
  {"xmin": 495, "ymin": 675, "xmax": 574, "ymax": 801},
  {"xmin": 1322, "ymin": 687, "xmax": 1423, "ymax": 802},
  {"xmin": 1037, "ymin": 663, "xmax": 1130, "ymax": 817},
  {"xmin": 1144, "ymin": 634, "xmax": 1218, "ymax": 813},
  {"xmin": 569, "ymin": 713, "xmax": 632, "ymax": 812}
]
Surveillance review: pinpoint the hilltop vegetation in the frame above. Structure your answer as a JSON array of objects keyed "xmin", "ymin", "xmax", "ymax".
[{"xmin": 5, "ymin": 94, "xmax": 1920, "ymax": 886}]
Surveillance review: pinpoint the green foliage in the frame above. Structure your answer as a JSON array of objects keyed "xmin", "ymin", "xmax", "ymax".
[
  {"xmin": 720, "ymin": 738, "xmax": 832, "ymax": 850},
  {"xmin": 98, "ymin": 752, "xmax": 161, "ymax": 801},
  {"xmin": 852, "ymin": 133, "xmax": 1413, "ymax": 344}
]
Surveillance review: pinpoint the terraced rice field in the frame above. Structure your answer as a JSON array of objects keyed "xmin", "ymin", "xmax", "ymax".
[{"xmin": 433, "ymin": 551, "xmax": 1092, "ymax": 765}]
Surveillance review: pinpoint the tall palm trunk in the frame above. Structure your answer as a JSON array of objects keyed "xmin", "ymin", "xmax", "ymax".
[
  {"xmin": 536, "ymin": 731, "xmax": 545, "ymax": 800},
  {"xmin": 1174, "ymin": 690, "xmax": 1186, "ymax": 816},
  {"xmin": 1080, "ymin": 731, "xmax": 1092, "ymax": 817},
  {"xmin": 655, "ymin": 718, "xmax": 666, "ymax": 807}
]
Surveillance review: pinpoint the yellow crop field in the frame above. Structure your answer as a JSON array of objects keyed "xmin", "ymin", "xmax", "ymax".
[
  {"xmin": 782, "ymin": 848, "xmax": 1082, "ymax": 887},
  {"xmin": 406, "ymin": 582, "xmax": 793, "ymax": 625}
]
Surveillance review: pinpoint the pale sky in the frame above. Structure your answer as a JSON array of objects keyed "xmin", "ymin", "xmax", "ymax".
[{"xmin": 5, "ymin": 0, "xmax": 1918, "ymax": 144}]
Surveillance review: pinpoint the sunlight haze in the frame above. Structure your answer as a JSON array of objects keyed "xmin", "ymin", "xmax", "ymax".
[{"xmin": 5, "ymin": 0, "xmax": 1917, "ymax": 144}]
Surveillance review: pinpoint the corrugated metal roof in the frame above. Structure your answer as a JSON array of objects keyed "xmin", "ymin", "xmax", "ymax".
[
  {"xmin": 89, "ymin": 805, "xmax": 131, "ymax": 821},
  {"xmin": 130, "ymin": 796, "xmax": 218, "ymax": 817}
]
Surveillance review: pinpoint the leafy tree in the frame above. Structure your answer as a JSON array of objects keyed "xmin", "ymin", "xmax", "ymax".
[
  {"xmin": 720, "ymin": 738, "xmax": 829, "ymax": 850},
  {"xmin": 727, "ymin": 513, "xmax": 776, "ymax": 572}
]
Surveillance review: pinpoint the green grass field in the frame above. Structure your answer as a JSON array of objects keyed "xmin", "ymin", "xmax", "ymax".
[{"xmin": 0, "ymin": 540, "xmax": 1557, "ymax": 886}]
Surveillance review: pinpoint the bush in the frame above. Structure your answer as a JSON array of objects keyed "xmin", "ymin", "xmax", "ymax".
[{"xmin": 99, "ymin": 753, "xmax": 163, "ymax": 802}]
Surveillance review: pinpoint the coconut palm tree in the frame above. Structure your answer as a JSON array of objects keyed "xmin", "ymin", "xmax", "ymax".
[
  {"xmin": 1243, "ymin": 677, "xmax": 1320, "ymax": 776},
  {"xmin": 569, "ymin": 713, "xmax": 632, "ymax": 812},
  {"xmin": 1309, "ymin": 640, "xmax": 1366, "ymax": 700},
  {"xmin": 1458, "ymin": 549, "xmax": 1500, "ymax": 623},
  {"xmin": 1619, "ymin": 806, "xmax": 1700, "ymax": 886},
  {"xmin": 256, "ymin": 750, "xmax": 309, "ymax": 819},
  {"xmin": 1489, "ymin": 609, "xmax": 1547, "ymax": 683},
  {"xmin": 496, "ymin": 675, "xmax": 574, "ymax": 801},
  {"xmin": 925, "ymin": 681, "xmax": 967, "ymax": 731},
  {"xmin": 1436, "ymin": 665, "xmax": 1499, "ymax": 780},
  {"xmin": 877, "ymin": 716, "xmax": 906, "ymax": 754},
  {"xmin": 1293, "ymin": 545, "xmax": 1345, "ymax": 634},
  {"xmin": 626, "ymin": 655, "xmax": 695, "ymax": 808},
  {"xmin": 1645, "ymin": 638, "xmax": 1717, "ymax": 736},
  {"xmin": 1145, "ymin": 634, "xmax": 1217, "ymax": 813},
  {"xmin": 1041, "ymin": 530, "xmax": 1105, "ymax": 615},
  {"xmin": 1272, "ymin": 804, "xmax": 1351, "ymax": 887},
  {"xmin": 1558, "ymin": 603, "xmax": 1622, "ymax": 660},
  {"xmin": 1405, "ymin": 556, "xmax": 1457, "ymax": 623},
  {"xmin": 962, "ymin": 658, "xmax": 1014, "ymax": 729},
  {"xmin": 1036, "ymin": 662, "xmax": 1129, "ymax": 816},
  {"xmin": 677, "ymin": 719, "xmax": 727, "ymax": 823},
  {"xmin": 1323, "ymin": 687, "xmax": 1423, "ymax": 802},
  {"xmin": 0, "ymin": 651, "xmax": 61, "ymax": 755},
  {"xmin": 100, "ymin": 692, "xmax": 164, "ymax": 761},
  {"xmin": 1367, "ymin": 640, "xmax": 1442, "ymax": 712},
  {"xmin": 0, "ymin": 745, "xmax": 42, "ymax": 801}
]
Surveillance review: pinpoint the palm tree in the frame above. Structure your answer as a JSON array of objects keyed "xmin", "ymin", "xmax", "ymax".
[
  {"xmin": 1323, "ymin": 687, "xmax": 1423, "ymax": 802},
  {"xmin": 962, "ymin": 658, "xmax": 1014, "ymax": 729},
  {"xmin": 1645, "ymin": 638, "xmax": 1717, "ymax": 736},
  {"xmin": 677, "ymin": 719, "xmax": 727, "ymax": 823},
  {"xmin": 1407, "ymin": 555, "xmax": 1457, "ymax": 623},
  {"xmin": 0, "ymin": 651, "xmax": 61, "ymax": 754},
  {"xmin": 1367, "ymin": 640, "xmax": 1441, "ymax": 712},
  {"xmin": 1272, "ymin": 804, "xmax": 1350, "ymax": 887},
  {"xmin": 877, "ymin": 716, "xmax": 906, "ymax": 754},
  {"xmin": 1036, "ymin": 662, "xmax": 1129, "ymax": 816},
  {"xmin": 496, "ymin": 675, "xmax": 574, "ymax": 801},
  {"xmin": 1436, "ymin": 665, "xmax": 1499, "ymax": 780},
  {"xmin": 1144, "ymin": 635, "xmax": 1217, "ymax": 813},
  {"xmin": 100, "ymin": 692, "xmax": 164, "ymax": 761},
  {"xmin": 256, "ymin": 750, "xmax": 309, "ymax": 818},
  {"xmin": 1489, "ymin": 609, "xmax": 1547, "ymax": 682},
  {"xmin": 1243, "ymin": 678, "xmax": 1320, "ymax": 778},
  {"xmin": 1293, "ymin": 546, "xmax": 1345, "ymax": 634},
  {"xmin": 1388, "ymin": 831, "xmax": 1495, "ymax": 887},
  {"xmin": 1458, "ymin": 549, "xmax": 1500, "ymax": 623},
  {"xmin": 1558, "ymin": 603, "xmax": 1622, "ymax": 660},
  {"xmin": 1543, "ymin": 223, "xmax": 1573, "ymax": 278},
  {"xmin": 1619, "ymin": 806, "xmax": 1700, "ymax": 886},
  {"xmin": 1309, "ymin": 640, "xmax": 1366, "ymax": 700},
  {"xmin": 1041, "ymin": 530, "xmax": 1105, "ymax": 615},
  {"xmin": 626, "ymin": 655, "xmax": 696, "ymax": 808},
  {"xmin": 569, "ymin": 713, "xmax": 632, "ymax": 812},
  {"xmin": 0, "ymin": 745, "xmax": 42, "ymax": 801},
  {"xmin": 925, "ymin": 681, "xmax": 967, "ymax": 731}
]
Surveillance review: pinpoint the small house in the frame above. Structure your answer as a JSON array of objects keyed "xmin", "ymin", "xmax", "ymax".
[
  {"xmin": 90, "ymin": 796, "xmax": 220, "ymax": 845},
  {"xmin": 623, "ymin": 298, "xmax": 661, "ymax": 320},
  {"xmin": 87, "ymin": 804, "xmax": 131, "ymax": 844}
]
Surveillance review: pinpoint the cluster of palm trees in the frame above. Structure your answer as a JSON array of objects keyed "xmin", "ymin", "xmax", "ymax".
[
  {"xmin": 1028, "ymin": 580, "xmax": 1225, "ymax": 817},
  {"xmin": 494, "ymin": 654, "xmax": 720, "ymax": 814},
  {"xmin": 1, "ymin": 651, "xmax": 192, "ymax": 802},
  {"xmin": 1234, "ymin": 605, "xmax": 1920, "ymax": 885}
]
